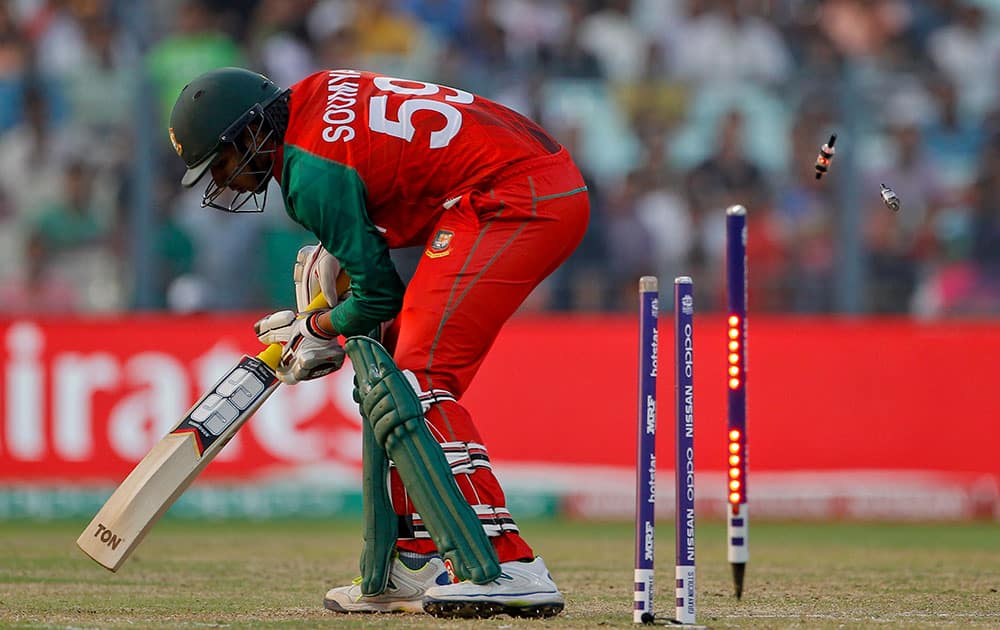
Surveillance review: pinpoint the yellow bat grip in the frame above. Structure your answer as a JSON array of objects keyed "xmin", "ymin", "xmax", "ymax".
[{"xmin": 256, "ymin": 292, "xmax": 332, "ymax": 370}]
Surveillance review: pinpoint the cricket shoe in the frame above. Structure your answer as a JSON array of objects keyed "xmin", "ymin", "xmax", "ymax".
[
  {"xmin": 422, "ymin": 556, "xmax": 564, "ymax": 619},
  {"xmin": 323, "ymin": 555, "xmax": 449, "ymax": 613}
]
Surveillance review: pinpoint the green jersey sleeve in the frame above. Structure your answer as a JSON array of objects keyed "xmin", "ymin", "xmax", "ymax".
[{"xmin": 280, "ymin": 146, "xmax": 405, "ymax": 336}]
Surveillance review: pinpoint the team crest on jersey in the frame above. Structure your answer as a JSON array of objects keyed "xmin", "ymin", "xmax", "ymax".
[
  {"xmin": 425, "ymin": 229, "xmax": 454, "ymax": 258},
  {"xmin": 168, "ymin": 127, "xmax": 182, "ymax": 156}
]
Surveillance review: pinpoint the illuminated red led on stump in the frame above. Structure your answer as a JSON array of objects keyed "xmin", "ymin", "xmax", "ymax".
[
  {"xmin": 728, "ymin": 429, "xmax": 743, "ymax": 505},
  {"xmin": 727, "ymin": 315, "xmax": 742, "ymax": 390}
]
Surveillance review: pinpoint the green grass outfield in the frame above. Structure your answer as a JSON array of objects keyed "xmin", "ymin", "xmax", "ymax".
[{"xmin": 2, "ymin": 518, "xmax": 999, "ymax": 629}]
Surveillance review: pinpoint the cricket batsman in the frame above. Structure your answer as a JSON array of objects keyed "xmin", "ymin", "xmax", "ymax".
[{"xmin": 167, "ymin": 66, "xmax": 589, "ymax": 618}]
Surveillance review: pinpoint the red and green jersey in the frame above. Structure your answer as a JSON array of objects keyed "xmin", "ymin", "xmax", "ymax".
[{"xmin": 274, "ymin": 69, "xmax": 561, "ymax": 337}]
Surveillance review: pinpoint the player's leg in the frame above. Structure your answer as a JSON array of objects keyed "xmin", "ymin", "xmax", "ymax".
[
  {"xmin": 392, "ymin": 153, "xmax": 589, "ymax": 617},
  {"xmin": 325, "ymin": 335, "xmax": 501, "ymax": 613}
]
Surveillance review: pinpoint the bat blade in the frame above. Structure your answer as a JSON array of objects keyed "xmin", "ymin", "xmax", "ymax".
[{"xmin": 76, "ymin": 354, "xmax": 279, "ymax": 571}]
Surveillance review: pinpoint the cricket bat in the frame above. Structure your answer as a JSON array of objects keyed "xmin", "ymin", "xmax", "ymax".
[{"xmin": 76, "ymin": 293, "xmax": 330, "ymax": 571}]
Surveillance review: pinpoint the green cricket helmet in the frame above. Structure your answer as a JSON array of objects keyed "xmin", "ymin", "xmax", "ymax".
[{"xmin": 169, "ymin": 67, "xmax": 288, "ymax": 211}]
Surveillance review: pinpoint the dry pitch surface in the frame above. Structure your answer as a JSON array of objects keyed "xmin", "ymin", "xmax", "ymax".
[{"xmin": 1, "ymin": 518, "xmax": 998, "ymax": 629}]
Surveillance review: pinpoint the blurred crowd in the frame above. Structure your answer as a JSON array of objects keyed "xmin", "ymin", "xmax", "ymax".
[{"xmin": 1, "ymin": 0, "xmax": 1000, "ymax": 316}]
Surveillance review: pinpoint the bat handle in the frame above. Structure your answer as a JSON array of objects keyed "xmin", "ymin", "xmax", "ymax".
[
  {"xmin": 256, "ymin": 292, "xmax": 332, "ymax": 370},
  {"xmin": 257, "ymin": 344, "xmax": 283, "ymax": 370}
]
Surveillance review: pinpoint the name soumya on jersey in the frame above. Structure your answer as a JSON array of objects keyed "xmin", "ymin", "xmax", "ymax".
[{"xmin": 272, "ymin": 69, "xmax": 562, "ymax": 337}]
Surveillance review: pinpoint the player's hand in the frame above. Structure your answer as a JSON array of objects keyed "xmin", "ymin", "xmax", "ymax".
[{"xmin": 276, "ymin": 310, "xmax": 345, "ymax": 384}]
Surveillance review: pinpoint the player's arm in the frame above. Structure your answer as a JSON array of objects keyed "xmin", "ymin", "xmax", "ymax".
[{"xmin": 281, "ymin": 146, "xmax": 405, "ymax": 337}]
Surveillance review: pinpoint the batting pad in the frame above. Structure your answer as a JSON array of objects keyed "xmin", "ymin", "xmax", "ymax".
[
  {"xmin": 344, "ymin": 335, "xmax": 501, "ymax": 584},
  {"xmin": 360, "ymin": 411, "xmax": 397, "ymax": 596}
]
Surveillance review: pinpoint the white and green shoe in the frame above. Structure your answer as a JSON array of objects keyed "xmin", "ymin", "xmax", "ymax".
[{"xmin": 324, "ymin": 555, "xmax": 449, "ymax": 614}]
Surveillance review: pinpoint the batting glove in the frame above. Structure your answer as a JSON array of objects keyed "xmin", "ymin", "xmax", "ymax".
[
  {"xmin": 278, "ymin": 310, "xmax": 345, "ymax": 384},
  {"xmin": 254, "ymin": 309, "xmax": 297, "ymax": 345}
]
